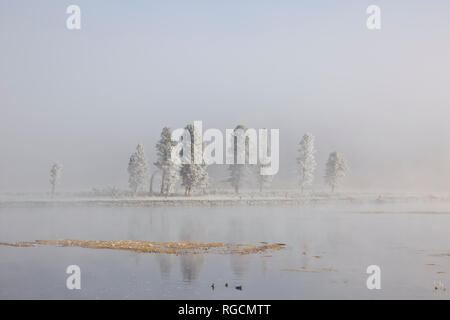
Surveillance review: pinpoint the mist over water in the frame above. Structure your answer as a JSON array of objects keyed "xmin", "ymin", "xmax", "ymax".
[
  {"xmin": 1, "ymin": 204, "xmax": 449, "ymax": 299},
  {"xmin": 1, "ymin": 1, "xmax": 450, "ymax": 301}
]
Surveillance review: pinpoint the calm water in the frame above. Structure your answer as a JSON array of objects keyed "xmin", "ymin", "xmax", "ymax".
[{"xmin": 0, "ymin": 203, "xmax": 449, "ymax": 299}]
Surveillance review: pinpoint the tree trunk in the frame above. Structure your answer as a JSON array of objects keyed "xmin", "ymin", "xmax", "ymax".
[
  {"xmin": 149, "ymin": 172, "xmax": 158, "ymax": 196},
  {"xmin": 149, "ymin": 173, "xmax": 155, "ymax": 196},
  {"xmin": 160, "ymin": 171, "xmax": 166, "ymax": 195},
  {"xmin": 300, "ymin": 169, "xmax": 305, "ymax": 194}
]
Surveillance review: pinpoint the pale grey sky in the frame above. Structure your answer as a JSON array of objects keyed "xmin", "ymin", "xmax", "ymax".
[{"xmin": 1, "ymin": 0, "xmax": 450, "ymax": 192}]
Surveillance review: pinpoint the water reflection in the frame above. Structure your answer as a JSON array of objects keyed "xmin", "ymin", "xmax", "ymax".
[
  {"xmin": 179, "ymin": 218, "xmax": 205, "ymax": 282},
  {"xmin": 180, "ymin": 254, "xmax": 204, "ymax": 282},
  {"xmin": 157, "ymin": 254, "xmax": 175, "ymax": 280},
  {"xmin": 1, "ymin": 204, "xmax": 450, "ymax": 298},
  {"xmin": 230, "ymin": 254, "xmax": 250, "ymax": 278}
]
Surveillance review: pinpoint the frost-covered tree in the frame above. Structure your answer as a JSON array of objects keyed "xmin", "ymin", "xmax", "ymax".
[
  {"xmin": 228, "ymin": 125, "xmax": 253, "ymax": 194},
  {"xmin": 257, "ymin": 166, "xmax": 273, "ymax": 192},
  {"xmin": 324, "ymin": 151, "xmax": 347, "ymax": 192},
  {"xmin": 155, "ymin": 127, "xmax": 179, "ymax": 196},
  {"xmin": 127, "ymin": 144, "xmax": 149, "ymax": 194},
  {"xmin": 180, "ymin": 124, "xmax": 208, "ymax": 196},
  {"xmin": 257, "ymin": 128, "xmax": 273, "ymax": 192},
  {"xmin": 49, "ymin": 163, "xmax": 62, "ymax": 196},
  {"xmin": 297, "ymin": 133, "xmax": 317, "ymax": 193}
]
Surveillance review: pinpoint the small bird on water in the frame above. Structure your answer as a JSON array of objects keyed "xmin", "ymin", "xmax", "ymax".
[
  {"xmin": 235, "ymin": 285, "xmax": 242, "ymax": 291},
  {"xmin": 211, "ymin": 283, "xmax": 215, "ymax": 290}
]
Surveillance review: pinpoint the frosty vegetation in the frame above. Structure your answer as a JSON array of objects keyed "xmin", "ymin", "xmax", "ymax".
[
  {"xmin": 324, "ymin": 152, "xmax": 348, "ymax": 192},
  {"xmin": 127, "ymin": 144, "xmax": 149, "ymax": 194},
  {"xmin": 49, "ymin": 163, "xmax": 62, "ymax": 196},
  {"xmin": 227, "ymin": 125, "xmax": 254, "ymax": 194},
  {"xmin": 46, "ymin": 126, "xmax": 349, "ymax": 198},
  {"xmin": 297, "ymin": 133, "xmax": 317, "ymax": 193},
  {"xmin": 154, "ymin": 127, "xmax": 179, "ymax": 196},
  {"xmin": 179, "ymin": 124, "xmax": 209, "ymax": 196},
  {"xmin": 257, "ymin": 128, "xmax": 273, "ymax": 192}
]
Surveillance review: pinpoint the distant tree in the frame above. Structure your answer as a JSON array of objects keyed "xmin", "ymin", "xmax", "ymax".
[
  {"xmin": 257, "ymin": 128, "xmax": 273, "ymax": 192},
  {"xmin": 228, "ymin": 125, "xmax": 253, "ymax": 194},
  {"xmin": 155, "ymin": 127, "xmax": 179, "ymax": 196},
  {"xmin": 257, "ymin": 165, "xmax": 273, "ymax": 192},
  {"xmin": 324, "ymin": 151, "xmax": 347, "ymax": 192},
  {"xmin": 180, "ymin": 124, "xmax": 208, "ymax": 196},
  {"xmin": 148, "ymin": 171, "xmax": 159, "ymax": 196},
  {"xmin": 297, "ymin": 133, "xmax": 317, "ymax": 193},
  {"xmin": 127, "ymin": 144, "xmax": 149, "ymax": 194},
  {"xmin": 49, "ymin": 163, "xmax": 62, "ymax": 196}
]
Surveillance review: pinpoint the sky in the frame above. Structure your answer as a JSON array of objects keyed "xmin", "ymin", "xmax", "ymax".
[{"xmin": 1, "ymin": 0, "xmax": 450, "ymax": 192}]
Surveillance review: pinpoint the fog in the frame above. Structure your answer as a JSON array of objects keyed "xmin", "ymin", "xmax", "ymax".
[
  {"xmin": 1, "ymin": 0, "xmax": 450, "ymax": 192},
  {"xmin": 2, "ymin": 204, "xmax": 450, "ymax": 298}
]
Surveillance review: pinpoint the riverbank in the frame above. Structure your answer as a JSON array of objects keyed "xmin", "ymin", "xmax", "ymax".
[{"xmin": 1, "ymin": 191, "xmax": 449, "ymax": 208}]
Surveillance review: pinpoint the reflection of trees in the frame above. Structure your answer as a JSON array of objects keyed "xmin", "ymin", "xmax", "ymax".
[
  {"xmin": 227, "ymin": 218, "xmax": 251, "ymax": 278},
  {"xmin": 230, "ymin": 254, "xmax": 250, "ymax": 278},
  {"xmin": 228, "ymin": 218, "xmax": 244, "ymax": 242},
  {"xmin": 127, "ymin": 208, "xmax": 182, "ymax": 242},
  {"xmin": 126, "ymin": 210, "xmax": 153, "ymax": 240},
  {"xmin": 178, "ymin": 218, "xmax": 205, "ymax": 282},
  {"xmin": 158, "ymin": 254, "xmax": 175, "ymax": 279},
  {"xmin": 179, "ymin": 217, "xmax": 204, "ymax": 242},
  {"xmin": 180, "ymin": 254, "xmax": 204, "ymax": 282}
]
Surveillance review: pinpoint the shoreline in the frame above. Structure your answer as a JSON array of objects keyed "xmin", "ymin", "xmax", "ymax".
[{"xmin": 1, "ymin": 193, "xmax": 450, "ymax": 208}]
